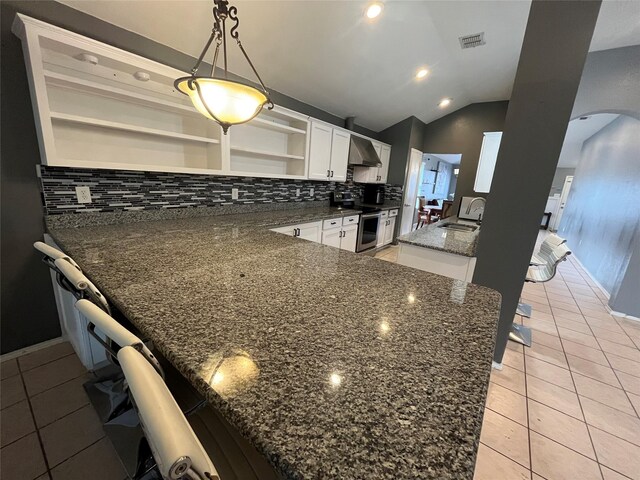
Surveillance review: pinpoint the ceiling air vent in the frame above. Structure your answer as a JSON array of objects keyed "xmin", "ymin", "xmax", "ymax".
[{"xmin": 459, "ymin": 32, "xmax": 486, "ymax": 49}]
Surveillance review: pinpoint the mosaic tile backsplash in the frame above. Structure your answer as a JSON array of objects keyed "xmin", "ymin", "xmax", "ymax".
[{"xmin": 40, "ymin": 166, "xmax": 404, "ymax": 215}]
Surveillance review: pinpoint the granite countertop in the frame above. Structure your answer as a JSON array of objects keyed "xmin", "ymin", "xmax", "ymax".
[
  {"xmin": 47, "ymin": 206, "xmax": 500, "ymax": 480},
  {"xmin": 396, "ymin": 217, "xmax": 481, "ymax": 257}
]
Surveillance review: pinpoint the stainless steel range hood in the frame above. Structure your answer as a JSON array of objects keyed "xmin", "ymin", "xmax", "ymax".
[{"xmin": 348, "ymin": 135, "xmax": 382, "ymax": 168}]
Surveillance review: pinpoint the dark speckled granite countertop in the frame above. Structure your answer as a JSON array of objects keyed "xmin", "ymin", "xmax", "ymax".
[
  {"xmin": 396, "ymin": 217, "xmax": 480, "ymax": 257},
  {"xmin": 47, "ymin": 206, "xmax": 500, "ymax": 480}
]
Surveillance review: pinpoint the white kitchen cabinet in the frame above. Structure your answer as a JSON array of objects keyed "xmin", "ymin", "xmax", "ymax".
[
  {"xmin": 383, "ymin": 216, "xmax": 396, "ymax": 245},
  {"xmin": 329, "ymin": 129, "xmax": 350, "ymax": 182},
  {"xmin": 474, "ymin": 132, "xmax": 503, "ymax": 193},
  {"xmin": 43, "ymin": 234, "xmax": 108, "ymax": 371},
  {"xmin": 376, "ymin": 209, "xmax": 398, "ymax": 247},
  {"xmin": 270, "ymin": 221, "xmax": 322, "ymax": 243},
  {"xmin": 377, "ymin": 210, "xmax": 389, "ymax": 247},
  {"xmin": 296, "ymin": 222, "xmax": 322, "ymax": 242},
  {"xmin": 308, "ymin": 122, "xmax": 333, "ymax": 180},
  {"xmin": 307, "ymin": 121, "xmax": 351, "ymax": 182},
  {"xmin": 321, "ymin": 227, "xmax": 343, "ymax": 248},
  {"xmin": 352, "ymin": 142, "xmax": 391, "ymax": 184},
  {"xmin": 340, "ymin": 225, "xmax": 358, "ymax": 252},
  {"xmin": 321, "ymin": 223, "xmax": 358, "ymax": 252},
  {"xmin": 378, "ymin": 145, "xmax": 391, "ymax": 183}
]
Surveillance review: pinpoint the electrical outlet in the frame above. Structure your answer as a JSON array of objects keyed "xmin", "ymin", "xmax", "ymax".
[
  {"xmin": 75, "ymin": 186, "xmax": 92, "ymax": 204},
  {"xmin": 232, "ymin": 188, "xmax": 239, "ymax": 200},
  {"xmin": 310, "ymin": 188, "xmax": 314, "ymax": 196},
  {"xmin": 296, "ymin": 188, "xmax": 301, "ymax": 197}
]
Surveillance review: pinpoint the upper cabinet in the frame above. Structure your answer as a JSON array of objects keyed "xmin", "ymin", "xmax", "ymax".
[
  {"xmin": 352, "ymin": 142, "xmax": 391, "ymax": 184},
  {"xmin": 307, "ymin": 121, "xmax": 351, "ymax": 182},
  {"xmin": 474, "ymin": 132, "xmax": 503, "ymax": 193},
  {"xmin": 13, "ymin": 14, "xmax": 388, "ymax": 182}
]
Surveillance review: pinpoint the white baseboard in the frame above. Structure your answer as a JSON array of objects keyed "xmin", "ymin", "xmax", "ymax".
[
  {"xmin": 570, "ymin": 254, "xmax": 610, "ymax": 300},
  {"xmin": 0, "ymin": 336, "xmax": 67, "ymax": 362},
  {"xmin": 610, "ymin": 311, "xmax": 640, "ymax": 322}
]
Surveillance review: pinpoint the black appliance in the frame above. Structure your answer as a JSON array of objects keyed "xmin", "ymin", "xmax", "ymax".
[
  {"xmin": 330, "ymin": 191, "xmax": 355, "ymax": 209},
  {"xmin": 363, "ymin": 184, "xmax": 385, "ymax": 205}
]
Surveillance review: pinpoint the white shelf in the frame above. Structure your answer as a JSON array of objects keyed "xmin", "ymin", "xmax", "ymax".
[
  {"xmin": 50, "ymin": 112, "xmax": 220, "ymax": 145},
  {"xmin": 52, "ymin": 158, "xmax": 223, "ymax": 175},
  {"xmin": 251, "ymin": 117, "xmax": 306, "ymax": 135},
  {"xmin": 230, "ymin": 146, "xmax": 304, "ymax": 161},
  {"xmin": 44, "ymin": 70, "xmax": 200, "ymax": 117}
]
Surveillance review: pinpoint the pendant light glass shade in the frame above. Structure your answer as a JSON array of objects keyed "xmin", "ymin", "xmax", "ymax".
[
  {"xmin": 176, "ymin": 78, "xmax": 268, "ymax": 129},
  {"xmin": 175, "ymin": 0, "xmax": 273, "ymax": 134}
]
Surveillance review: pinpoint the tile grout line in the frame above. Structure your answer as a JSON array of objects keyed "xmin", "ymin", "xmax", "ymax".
[
  {"xmin": 551, "ymin": 276, "xmax": 606, "ymax": 480},
  {"xmin": 521, "ymin": 323, "xmax": 533, "ymax": 480},
  {"xmin": 16, "ymin": 360, "xmax": 54, "ymax": 479},
  {"xmin": 567, "ymin": 278, "xmax": 640, "ymax": 419},
  {"xmin": 17, "ymin": 351, "xmax": 77, "ymax": 375},
  {"xmin": 478, "ymin": 440, "xmax": 532, "ymax": 475}
]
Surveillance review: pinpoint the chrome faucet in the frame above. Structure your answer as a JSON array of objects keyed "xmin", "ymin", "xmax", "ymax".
[{"xmin": 465, "ymin": 197, "xmax": 486, "ymax": 223}]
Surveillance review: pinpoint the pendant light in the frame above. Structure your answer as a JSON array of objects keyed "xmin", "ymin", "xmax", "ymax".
[{"xmin": 175, "ymin": 0, "xmax": 273, "ymax": 133}]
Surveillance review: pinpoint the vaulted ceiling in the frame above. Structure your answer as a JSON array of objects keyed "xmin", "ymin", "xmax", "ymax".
[{"xmin": 58, "ymin": 0, "xmax": 640, "ymax": 131}]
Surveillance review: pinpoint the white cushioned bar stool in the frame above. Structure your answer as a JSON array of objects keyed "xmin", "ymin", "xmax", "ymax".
[
  {"xmin": 517, "ymin": 234, "xmax": 568, "ymax": 317},
  {"xmin": 510, "ymin": 241, "xmax": 572, "ymax": 346},
  {"xmin": 118, "ymin": 346, "xmax": 220, "ymax": 480}
]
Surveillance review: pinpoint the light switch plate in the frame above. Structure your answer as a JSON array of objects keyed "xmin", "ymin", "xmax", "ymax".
[
  {"xmin": 231, "ymin": 188, "xmax": 239, "ymax": 200},
  {"xmin": 296, "ymin": 188, "xmax": 300, "ymax": 197},
  {"xmin": 310, "ymin": 188, "xmax": 314, "ymax": 196},
  {"xmin": 75, "ymin": 186, "xmax": 92, "ymax": 204}
]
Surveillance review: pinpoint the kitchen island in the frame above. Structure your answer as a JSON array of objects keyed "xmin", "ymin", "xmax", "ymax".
[
  {"xmin": 46, "ymin": 205, "xmax": 500, "ymax": 480},
  {"xmin": 396, "ymin": 217, "xmax": 481, "ymax": 282}
]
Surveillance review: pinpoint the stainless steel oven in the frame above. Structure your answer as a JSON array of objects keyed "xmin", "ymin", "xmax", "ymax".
[{"xmin": 356, "ymin": 211, "xmax": 382, "ymax": 252}]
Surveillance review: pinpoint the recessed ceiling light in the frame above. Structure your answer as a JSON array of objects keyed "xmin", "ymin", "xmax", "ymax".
[
  {"xmin": 416, "ymin": 68, "xmax": 429, "ymax": 79},
  {"xmin": 439, "ymin": 98, "xmax": 452, "ymax": 108},
  {"xmin": 366, "ymin": 2, "xmax": 383, "ymax": 19}
]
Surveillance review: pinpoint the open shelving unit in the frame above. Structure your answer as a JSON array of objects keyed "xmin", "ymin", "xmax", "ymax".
[
  {"xmin": 227, "ymin": 106, "xmax": 309, "ymax": 178},
  {"xmin": 14, "ymin": 14, "xmax": 389, "ymax": 183}
]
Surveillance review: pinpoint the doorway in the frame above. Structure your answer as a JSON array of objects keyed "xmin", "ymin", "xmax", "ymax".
[{"xmin": 400, "ymin": 148, "xmax": 423, "ymax": 235}]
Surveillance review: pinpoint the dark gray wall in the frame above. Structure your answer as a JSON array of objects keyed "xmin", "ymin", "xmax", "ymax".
[
  {"xmin": 420, "ymin": 102, "xmax": 509, "ymax": 214},
  {"xmin": 559, "ymin": 115, "xmax": 640, "ymax": 315},
  {"xmin": 380, "ymin": 116, "xmax": 421, "ymax": 186},
  {"xmin": 550, "ymin": 168, "xmax": 575, "ymax": 196},
  {"xmin": 611, "ymin": 238, "xmax": 640, "ymax": 317},
  {"xmin": 572, "ymin": 45, "xmax": 640, "ymax": 121},
  {"xmin": 0, "ymin": 0, "xmax": 377, "ymax": 354},
  {"xmin": 1, "ymin": 2, "xmax": 61, "ymax": 353},
  {"xmin": 473, "ymin": 0, "xmax": 601, "ymax": 365}
]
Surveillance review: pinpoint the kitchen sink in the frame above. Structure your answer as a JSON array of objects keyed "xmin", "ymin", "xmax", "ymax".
[{"xmin": 437, "ymin": 222, "xmax": 478, "ymax": 232}]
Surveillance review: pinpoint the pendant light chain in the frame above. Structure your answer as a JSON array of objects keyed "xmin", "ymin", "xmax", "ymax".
[{"xmin": 174, "ymin": 0, "xmax": 273, "ymax": 132}]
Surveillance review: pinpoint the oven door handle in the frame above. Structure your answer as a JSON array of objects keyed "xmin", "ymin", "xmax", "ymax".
[{"xmin": 361, "ymin": 213, "xmax": 382, "ymax": 219}]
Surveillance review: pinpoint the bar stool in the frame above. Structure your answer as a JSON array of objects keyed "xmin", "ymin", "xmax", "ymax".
[
  {"xmin": 510, "ymin": 242, "xmax": 572, "ymax": 346},
  {"xmin": 517, "ymin": 234, "xmax": 568, "ymax": 317},
  {"xmin": 118, "ymin": 346, "xmax": 219, "ymax": 480}
]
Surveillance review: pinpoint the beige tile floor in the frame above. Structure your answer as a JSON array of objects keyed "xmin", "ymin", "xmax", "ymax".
[
  {"xmin": 376, "ymin": 241, "xmax": 640, "ymax": 480},
  {"xmin": 2, "ymin": 243, "xmax": 638, "ymax": 479}
]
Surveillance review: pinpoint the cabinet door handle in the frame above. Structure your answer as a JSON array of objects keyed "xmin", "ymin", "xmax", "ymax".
[
  {"xmin": 331, "ymin": 170, "xmax": 334, "ymax": 178},
  {"xmin": 327, "ymin": 169, "xmax": 330, "ymax": 178}
]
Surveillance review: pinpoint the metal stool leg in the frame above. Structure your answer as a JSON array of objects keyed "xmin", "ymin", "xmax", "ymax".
[
  {"xmin": 516, "ymin": 302, "xmax": 532, "ymax": 318},
  {"xmin": 509, "ymin": 322, "xmax": 532, "ymax": 347}
]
